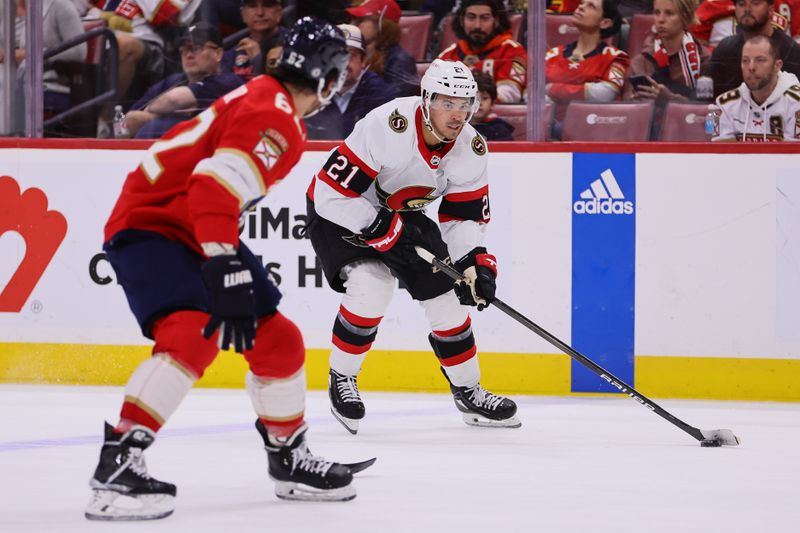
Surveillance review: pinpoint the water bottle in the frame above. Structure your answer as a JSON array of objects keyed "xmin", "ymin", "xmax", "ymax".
[
  {"xmin": 705, "ymin": 104, "xmax": 720, "ymax": 139},
  {"xmin": 695, "ymin": 76, "xmax": 714, "ymax": 102},
  {"xmin": 112, "ymin": 105, "xmax": 129, "ymax": 139}
]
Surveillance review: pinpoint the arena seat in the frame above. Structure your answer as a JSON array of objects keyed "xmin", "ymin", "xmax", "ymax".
[
  {"xmin": 399, "ymin": 14, "xmax": 433, "ymax": 61},
  {"xmin": 626, "ymin": 14, "xmax": 655, "ymax": 59},
  {"xmin": 546, "ymin": 14, "xmax": 581, "ymax": 49},
  {"xmin": 657, "ymin": 102, "xmax": 709, "ymax": 141},
  {"xmin": 416, "ymin": 62, "xmax": 431, "ymax": 81},
  {"xmin": 561, "ymin": 101, "xmax": 654, "ymax": 141},
  {"xmin": 546, "ymin": 14, "xmax": 617, "ymax": 49},
  {"xmin": 492, "ymin": 102, "xmax": 554, "ymax": 141}
]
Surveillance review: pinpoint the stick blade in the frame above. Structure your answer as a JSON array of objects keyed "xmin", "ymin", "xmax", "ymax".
[
  {"xmin": 700, "ymin": 429, "xmax": 740, "ymax": 446},
  {"xmin": 343, "ymin": 457, "xmax": 376, "ymax": 474}
]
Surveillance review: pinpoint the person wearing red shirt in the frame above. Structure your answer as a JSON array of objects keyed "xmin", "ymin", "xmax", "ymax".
[
  {"xmin": 438, "ymin": 0, "xmax": 528, "ymax": 103},
  {"xmin": 545, "ymin": 0, "xmax": 630, "ymax": 133},
  {"xmin": 85, "ymin": 18, "xmax": 361, "ymax": 522}
]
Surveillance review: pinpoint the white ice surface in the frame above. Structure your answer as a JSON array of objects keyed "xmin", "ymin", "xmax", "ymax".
[{"xmin": 0, "ymin": 385, "xmax": 798, "ymax": 533}]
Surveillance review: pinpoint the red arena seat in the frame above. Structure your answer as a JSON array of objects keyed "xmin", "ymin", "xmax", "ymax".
[
  {"xmin": 626, "ymin": 14, "xmax": 655, "ymax": 59},
  {"xmin": 561, "ymin": 101, "xmax": 654, "ymax": 141},
  {"xmin": 492, "ymin": 102, "xmax": 554, "ymax": 141},
  {"xmin": 546, "ymin": 14, "xmax": 581, "ymax": 49},
  {"xmin": 399, "ymin": 14, "xmax": 433, "ymax": 61},
  {"xmin": 657, "ymin": 102, "xmax": 710, "ymax": 141}
]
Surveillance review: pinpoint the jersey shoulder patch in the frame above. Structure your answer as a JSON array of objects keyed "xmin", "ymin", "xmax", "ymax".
[
  {"xmin": 471, "ymin": 134, "xmax": 487, "ymax": 156},
  {"xmin": 784, "ymin": 84, "xmax": 800, "ymax": 101},
  {"xmin": 388, "ymin": 108, "xmax": 409, "ymax": 133},
  {"xmin": 718, "ymin": 88, "xmax": 741, "ymax": 104}
]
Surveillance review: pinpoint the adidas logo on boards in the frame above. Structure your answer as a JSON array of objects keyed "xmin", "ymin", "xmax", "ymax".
[{"xmin": 573, "ymin": 169, "xmax": 634, "ymax": 215}]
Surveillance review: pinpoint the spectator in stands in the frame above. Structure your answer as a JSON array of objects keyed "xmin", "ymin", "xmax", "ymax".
[
  {"xmin": 305, "ymin": 24, "xmax": 395, "ymax": 139},
  {"xmin": 223, "ymin": 0, "xmax": 286, "ymax": 81},
  {"xmin": 709, "ymin": 0, "xmax": 800, "ymax": 96},
  {"xmin": 713, "ymin": 34, "xmax": 800, "ymax": 140},
  {"xmin": 470, "ymin": 70, "xmax": 514, "ymax": 140},
  {"xmin": 690, "ymin": 0, "xmax": 737, "ymax": 48},
  {"xmin": 545, "ymin": 0, "xmax": 629, "ymax": 136},
  {"xmin": 122, "ymin": 23, "xmax": 243, "ymax": 138},
  {"xmin": 625, "ymin": 0, "xmax": 711, "ymax": 102},
  {"xmin": 346, "ymin": 0, "xmax": 418, "ymax": 97},
  {"xmin": 438, "ymin": 0, "xmax": 527, "ymax": 103},
  {"xmin": 774, "ymin": 0, "xmax": 800, "ymax": 43},
  {"xmin": 0, "ymin": 0, "xmax": 87, "ymax": 130},
  {"xmin": 103, "ymin": 0, "xmax": 203, "ymax": 109}
]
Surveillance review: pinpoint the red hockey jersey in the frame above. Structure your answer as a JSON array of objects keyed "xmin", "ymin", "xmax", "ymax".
[
  {"xmin": 545, "ymin": 42, "xmax": 630, "ymax": 121},
  {"xmin": 105, "ymin": 75, "xmax": 306, "ymax": 256},
  {"xmin": 777, "ymin": 0, "xmax": 800, "ymax": 38},
  {"xmin": 438, "ymin": 32, "xmax": 527, "ymax": 101}
]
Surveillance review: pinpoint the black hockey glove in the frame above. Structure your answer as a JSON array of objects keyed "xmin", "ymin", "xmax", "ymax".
[
  {"xmin": 358, "ymin": 208, "xmax": 420, "ymax": 263},
  {"xmin": 453, "ymin": 247, "xmax": 497, "ymax": 311},
  {"xmin": 201, "ymin": 255, "xmax": 256, "ymax": 354}
]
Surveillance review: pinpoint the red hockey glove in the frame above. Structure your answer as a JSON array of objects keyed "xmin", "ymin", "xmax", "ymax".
[
  {"xmin": 201, "ymin": 255, "xmax": 256, "ymax": 353},
  {"xmin": 453, "ymin": 247, "xmax": 497, "ymax": 311}
]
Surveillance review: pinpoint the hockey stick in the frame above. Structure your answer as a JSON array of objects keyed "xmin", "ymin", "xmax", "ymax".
[
  {"xmin": 415, "ymin": 246, "xmax": 740, "ymax": 447},
  {"xmin": 343, "ymin": 457, "xmax": 376, "ymax": 474}
]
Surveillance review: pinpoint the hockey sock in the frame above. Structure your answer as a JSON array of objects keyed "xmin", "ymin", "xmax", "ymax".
[
  {"xmin": 422, "ymin": 291, "xmax": 480, "ymax": 388},
  {"xmin": 330, "ymin": 261, "xmax": 394, "ymax": 375},
  {"xmin": 246, "ymin": 370, "xmax": 306, "ymax": 439},
  {"xmin": 330, "ymin": 305, "xmax": 383, "ymax": 376},
  {"xmin": 119, "ymin": 353, "xmax": 197, "ymax": 432}
]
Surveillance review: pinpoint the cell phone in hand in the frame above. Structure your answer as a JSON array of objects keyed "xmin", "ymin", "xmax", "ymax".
[{"xmin": 629, "ymin": 75, "xmax": 653, "ymax": 91}]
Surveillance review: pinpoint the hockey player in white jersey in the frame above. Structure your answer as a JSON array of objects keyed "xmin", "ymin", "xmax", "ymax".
[
  {"xmin": 305, "ymin": 59, "xmax": 521, "ymax": 434},
  {"xmin": 713, "ymin": 34, "xmax": 800, "ymax": 141}
]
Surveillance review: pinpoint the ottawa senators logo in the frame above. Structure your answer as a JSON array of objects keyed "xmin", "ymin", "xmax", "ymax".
[
  {"xmin": 377, "ymin": 183, "xmax": 437, "ymax": 211},
  {"xmin": 471, "ymin": 134, "xmax": 487, "ymax": 156},
  {"xmin": 388, "ymin": 109, "xmax": 408, "ymax": 133}
]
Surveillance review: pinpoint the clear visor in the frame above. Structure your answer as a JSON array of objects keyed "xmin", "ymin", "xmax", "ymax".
[{"xmin": 429, "ymin": 96, "xmax": 475, "ymax": 113}]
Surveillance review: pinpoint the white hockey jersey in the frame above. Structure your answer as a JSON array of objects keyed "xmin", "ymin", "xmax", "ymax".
[
  {"xmin": 713, "ymin": 70, "xmax": 800, "ymax": 142},
  {"xmin": 309, "ymin": 96, "xmax": 491, "ymax": 261}
]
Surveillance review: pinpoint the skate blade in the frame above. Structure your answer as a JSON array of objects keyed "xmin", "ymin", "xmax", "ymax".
[
  {"xmin": 85, "ymin": 489, "xmax": 175, "ymax": 521},
  {"xmin": 330, "ymin": 407, "xmax": 360, "ymax": 435},
  {"xmin": 274, "ymin": 481, "xmax": 356, "ymax": 502},
  {"xmin": 462, "ymin": 413, "xmax": 522, "ymax": 428}
]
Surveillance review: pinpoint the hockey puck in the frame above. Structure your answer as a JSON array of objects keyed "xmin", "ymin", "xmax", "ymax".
[{"xmin": 700, "ymin": 439, "xmax": 722, "ymax": 447}]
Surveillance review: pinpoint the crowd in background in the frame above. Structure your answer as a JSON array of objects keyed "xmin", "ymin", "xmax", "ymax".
[{"xmin": 3, "ymin": 0, "xmax": 800, "ymax": 140}]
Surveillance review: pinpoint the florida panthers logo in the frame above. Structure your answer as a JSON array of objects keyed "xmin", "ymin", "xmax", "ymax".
[{"xmin": 388, "ymin": 109, "xmax": 408, "ymax": 133}]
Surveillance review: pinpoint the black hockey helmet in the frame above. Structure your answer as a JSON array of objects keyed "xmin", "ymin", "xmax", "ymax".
[{"xmin": 277, "ymin": 16, "xmax": 349, "ymax": 110}]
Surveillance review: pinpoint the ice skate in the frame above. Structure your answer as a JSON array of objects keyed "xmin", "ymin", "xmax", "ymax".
[
  {"xmin": 451, "ymin": 383, "xmax": 522, "ymax": 428},
  {"xmin": 85, "ymin": 422, "xmax": 176, "ymax": 521},
  {"xmin": 255, "ymin": 420, "xmax": 355, "ymax": 501},
  {"xmin": 328, "ymin": 369, "xmax": 365, "ymax": 434}
]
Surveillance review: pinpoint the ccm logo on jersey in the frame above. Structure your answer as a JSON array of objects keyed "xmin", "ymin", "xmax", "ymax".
[{"xmin": 573, "ymin": 169, "xmax": 634, "ymax": 215}]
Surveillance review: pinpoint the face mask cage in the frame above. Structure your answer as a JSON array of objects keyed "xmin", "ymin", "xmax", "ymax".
[{"xmin": 421, "ymin": 90, "xmax": 478, "ymax": 142}]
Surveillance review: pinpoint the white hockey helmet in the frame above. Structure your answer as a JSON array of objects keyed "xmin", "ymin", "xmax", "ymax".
[{"xmin": 420, "ymin": 59, "xmax": 479, "ymax": 142}]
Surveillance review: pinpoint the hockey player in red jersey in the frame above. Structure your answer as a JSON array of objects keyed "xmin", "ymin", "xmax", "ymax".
[
  {"xmin": 85, "ymin": 18, "xmax": 357, "ymax": 521},
  {"xmin": 306, "ymin": 59, "xmax": 522, "ymax": 435},
  {"xmin": 437, "ymin": 0, "xmax": 527, "ymax": 103},
  {"xmin": 545, "ymin": 0, "xmax": 630, "ymax": 130}
]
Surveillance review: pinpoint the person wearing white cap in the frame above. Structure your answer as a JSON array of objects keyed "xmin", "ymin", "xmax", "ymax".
[{"xmin": 306, "ymin": 24, "xmax": 396, "ymax": 139}]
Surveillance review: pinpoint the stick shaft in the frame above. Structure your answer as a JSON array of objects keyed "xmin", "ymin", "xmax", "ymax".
[{"xmin": 419, "ymin": 247, "xmax": 705, "ymax": 442}]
